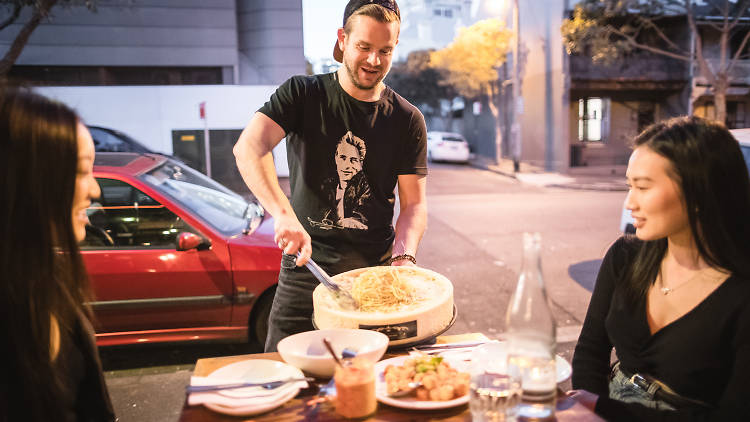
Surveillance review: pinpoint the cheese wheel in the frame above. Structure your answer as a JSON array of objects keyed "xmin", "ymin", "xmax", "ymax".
[{"xmin": 312, "ymin": 266, "xmax": 454, "ymax": 346}]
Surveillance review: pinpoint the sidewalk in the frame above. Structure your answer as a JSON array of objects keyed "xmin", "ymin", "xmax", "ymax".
[{"xmin": 469, "ymin": 156, "xmax": 628, "ymax": 192}]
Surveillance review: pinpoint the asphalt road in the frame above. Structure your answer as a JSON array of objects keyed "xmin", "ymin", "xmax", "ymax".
[{"xmin": 101, "ymin": 162, "xmax": 626, "ymax": 422}]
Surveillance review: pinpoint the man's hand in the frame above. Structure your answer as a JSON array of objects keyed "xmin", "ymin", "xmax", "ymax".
[{"xmin": 274, "ymin": 214, "xmax": 312, "ymax": 266}]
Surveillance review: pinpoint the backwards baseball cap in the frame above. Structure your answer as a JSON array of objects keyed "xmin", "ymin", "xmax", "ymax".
[{"xmin": 332, "ymin": 0, "xmax": 401, "ymax": 63}]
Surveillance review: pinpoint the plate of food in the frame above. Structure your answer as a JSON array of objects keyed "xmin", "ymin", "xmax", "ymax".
[{"xmin": 374, "ymin": 355, "xmax": 471, "ymax": 410}]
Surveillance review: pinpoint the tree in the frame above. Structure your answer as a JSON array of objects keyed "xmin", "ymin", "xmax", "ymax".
[
  {"xmin": 429, "ymin": 19, "xmax": 512, "ymax": 161},
  {"xmin": 385, "ymin": 49, "xmax": 455, "ymax": 117},
  {"xmin": 562, "ymin": 0, "xmax": 750, "ymax": 124},
  {"xmin": 0, "ymin": 0, "xmax": 99, "ymax": 77}
]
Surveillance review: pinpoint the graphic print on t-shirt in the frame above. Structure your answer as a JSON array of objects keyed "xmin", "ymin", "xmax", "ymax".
[{"xmin": 308, "ymin": 131, "xmax": 374, "ymax": 231}]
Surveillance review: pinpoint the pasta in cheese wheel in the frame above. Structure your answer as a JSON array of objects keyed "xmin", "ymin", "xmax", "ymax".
[{"xmin": 312, "ymin": 266, "xmax": 454, "ymax": 346}]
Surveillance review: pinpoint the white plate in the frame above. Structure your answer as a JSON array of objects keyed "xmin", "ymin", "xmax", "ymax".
[
  {"xmin": 374, "ymin": 356, "xmax": 471, "ymax": 410},
  {"xmin": 467, "ymin": 342, "xmax": 572, "ymax": 384},
  {"xmin": 556, "ymin": 356, "xmax": 572, "ymax": 383},
  {"xmin": 201, "ymin": 359, "xmax": 305, "ymax": 416}
]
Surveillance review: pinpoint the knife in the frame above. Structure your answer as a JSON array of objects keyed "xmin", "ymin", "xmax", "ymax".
[
  {"xmin": 186, "ymin": 377, "xmax": 313, "ymax": 393},
  {"xmin": 412, "ymin": 341, "xmax": 491, "ymax": 353}
]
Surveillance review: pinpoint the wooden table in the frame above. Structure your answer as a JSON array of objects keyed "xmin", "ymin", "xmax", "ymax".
[{"xmin": 179, "ymin": 334, "xmax": 603, "ymax": 421}]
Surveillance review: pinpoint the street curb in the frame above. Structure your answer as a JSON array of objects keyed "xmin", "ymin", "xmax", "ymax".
[
  {"xmin": 467, "ymin": 160, "xmax": 628, "ymax": 192},
  {"xmin": 546, "ymin": 183, "xmax": 628, "ymax": 192},
  {"xmin": 466, "ymin": 159, "xmax": 517, "ymax": 180}
]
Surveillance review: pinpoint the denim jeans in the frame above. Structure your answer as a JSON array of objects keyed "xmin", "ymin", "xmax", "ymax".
[
  {"xmin": 264, "ymin": 254, "xmax": 318, "ymax": 352},
  {"xmin": 609, "ymin": 366, "xmax": 676, "ymax": 411}
]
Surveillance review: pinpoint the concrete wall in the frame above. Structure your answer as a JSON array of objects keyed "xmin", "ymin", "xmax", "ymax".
[
  {"xmin": 236, "ymin": 0, "xmax": 305, "ymax": 85},
  {"xmin": 517, "ymin": 0, "xmax": 569, "ymax": 171},
  {"xmin": 0, "ymin": 0, "xmax": 306, "ymax": 85},
  {"xmin": 1, "ymin": 1, "xmax": 238, "ymax": 71},
  {"xmin": 35, "ymin": 85, "xmax": 289, "ymax": 176}
]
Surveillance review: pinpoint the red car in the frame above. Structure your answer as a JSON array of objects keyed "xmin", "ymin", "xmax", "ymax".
[{"xmin": 81, "ymin": 153, "xmax": 280, "ymax": 347}]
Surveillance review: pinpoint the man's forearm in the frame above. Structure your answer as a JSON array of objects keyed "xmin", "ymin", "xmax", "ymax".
[
  {"xmin": 392, "ymin": 202, "xmax": 427, "ymax": 257},
  {"xmin": 235, "ymin": 149, "xmax": 293, "ymax": 218},
  {"xmin": 232, "ymin": 115, "xmax": 294, "ymax": 220}
]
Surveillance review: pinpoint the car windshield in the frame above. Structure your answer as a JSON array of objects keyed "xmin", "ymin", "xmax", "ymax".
[
  {"xmin": 741, "ymin": 145, "xmax": 750, "ymax": 173},
  {"xmin": 443, "ymin": 136, "xmax": 466, "ymax": 143},
  {"xmin": 139, "ymin": 160, "xmax": 262, "ymax": 236}
]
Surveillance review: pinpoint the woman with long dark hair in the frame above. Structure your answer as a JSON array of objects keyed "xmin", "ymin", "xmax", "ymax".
[
  {"xmin": 0, "ymin": 88, "xmax": 114, "ymax": 421},
  {"xmin": 569, "ymin": 116, "xmax": 750, "ymax": 420}
]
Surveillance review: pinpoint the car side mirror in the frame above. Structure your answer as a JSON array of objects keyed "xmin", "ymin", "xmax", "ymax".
[{"xmin": 177, "ymin": 232, "xmax": 210, "ymax": 251}]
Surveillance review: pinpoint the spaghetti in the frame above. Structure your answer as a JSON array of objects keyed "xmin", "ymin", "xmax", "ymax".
[{"xmin": 349, "ymin": 267, "xmax": 419, "ymax": 312}]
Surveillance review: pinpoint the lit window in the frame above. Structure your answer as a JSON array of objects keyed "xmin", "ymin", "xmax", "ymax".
[{"xmin": 578, "ymin": 97, "xmax": 609, "ymax": 142}]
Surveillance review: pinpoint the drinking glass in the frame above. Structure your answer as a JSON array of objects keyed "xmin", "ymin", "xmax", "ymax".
[
  {"xmin": 469, "ymin": 343, "xmax": 522, "ymax": 421},
  {"xmin": 334, "ymin": 357, "xmax": 376, "ymax": 419}
]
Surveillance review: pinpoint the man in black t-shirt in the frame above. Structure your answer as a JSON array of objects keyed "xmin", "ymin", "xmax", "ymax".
[{"xmin": 233, "ymin": 0, "xmax": 428, "ymax": 352}]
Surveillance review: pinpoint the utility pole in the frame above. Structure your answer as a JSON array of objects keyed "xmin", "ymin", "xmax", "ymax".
[
  {"xmin": 199, "ymin": 101, "xmax": 212, "ymax": 178},
  {"xmin": 511, "ymin": 0, "xmax": 522, "ymax": 173}
]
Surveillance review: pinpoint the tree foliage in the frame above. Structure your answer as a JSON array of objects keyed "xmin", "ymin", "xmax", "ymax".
[
  {"xmin": 385, "ymin": 49, "xmax": 454, "ymax": 112},
  {"xmin": 0, "ymin": 0, "xmax": 100, "ymax": 76},
  {"xmin": 428, "ymin": 19, "xmax": 513, "ymax": 161},
  {"xmin": 429, "ymin": 18, "xmax": 513, "ymax": 98},
  {"xmin": 561, "ymin": 0, "xmax": 750, "ymax": 123}
]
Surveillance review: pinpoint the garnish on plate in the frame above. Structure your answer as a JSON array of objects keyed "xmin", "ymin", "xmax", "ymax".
[{"xmin": 383, "ymin": 354, "xmax": 469, "ymax": 401}]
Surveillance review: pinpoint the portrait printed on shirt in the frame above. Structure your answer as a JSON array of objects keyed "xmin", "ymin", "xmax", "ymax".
[{"xmin": 309, "ymin": 131, "xmax": 375, "ymax": 230}]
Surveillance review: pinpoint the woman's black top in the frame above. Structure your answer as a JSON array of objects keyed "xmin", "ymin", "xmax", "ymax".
[
  {"xmin": 572, "ymin": 237, "xmax": 750, "ymax": 421},
  {"xmin": 57, "ymin": 309, "xmax": 115, "ymax": 422}
]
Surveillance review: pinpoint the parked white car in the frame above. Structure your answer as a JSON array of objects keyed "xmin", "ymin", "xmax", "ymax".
[
  {"xmin": 620, "ymin": 128, "xmax": 750, "ymax": 233},
  {"xmin": 427, "ymin": 131, "xmax": 471, "ymax": 163}
]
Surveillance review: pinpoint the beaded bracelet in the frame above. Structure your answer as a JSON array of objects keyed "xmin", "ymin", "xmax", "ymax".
[{"xmin": 388, "ymin": 254, "xmax": 416, "ymax": 265}]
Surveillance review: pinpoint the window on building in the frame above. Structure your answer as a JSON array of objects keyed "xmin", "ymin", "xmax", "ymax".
[
  {"xmin": 8, "ymin": 65, "xmax": 224, "ymax": 86},
  {"xmin": 434, "ymin": 9, "xmax": 442, "ymax": 16},
  {"xmin": 727, "ymin": 101, "xmax": 747, "ymax": 129},
  {"xmin": 444, "ymin": 9, "xmax": 453, "ymax": 17},
  {"xmin": 578, "ymin": 97, "xmax": 610, "ymax": 142},
  {"xmin": 637, "ymin": 102, "xmax": 655, "ymax": 134},
  {"xmin": 730, "ymin": 30, "xmax": 750, "ymax": 60}
]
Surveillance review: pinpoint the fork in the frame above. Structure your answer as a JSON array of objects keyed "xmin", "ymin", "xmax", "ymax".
[{"xmin": 186, "ymin": 377, "xmax": 313, "ymax": 393}]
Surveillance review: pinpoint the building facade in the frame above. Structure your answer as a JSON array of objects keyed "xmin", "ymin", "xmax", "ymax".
[
  {"xmin": 566, "ymin": 8, "xmax": 750, "ymax": 168},
  {"xmin": 2, "ymin": 0, "xmax": 305, "ymax": 86}
]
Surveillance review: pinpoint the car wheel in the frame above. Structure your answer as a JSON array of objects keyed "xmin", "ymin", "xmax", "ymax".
[
  {"xmin": 428, "ymin": 150, "xmax": 434, "ymax": 162},
  {"xmin": 249, "ymin": 286, "xmax": 276, "ymax": 347}
]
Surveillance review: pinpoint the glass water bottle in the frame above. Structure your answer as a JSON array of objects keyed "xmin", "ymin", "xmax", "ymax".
[{"xmin": 505, "ymin": 232, "xmax": 557, "ymax": 419}]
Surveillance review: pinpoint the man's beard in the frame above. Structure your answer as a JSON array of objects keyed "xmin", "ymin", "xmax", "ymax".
[{"xmin": 344, "ymin": 59, "xmax": 386, "ymax": 91}]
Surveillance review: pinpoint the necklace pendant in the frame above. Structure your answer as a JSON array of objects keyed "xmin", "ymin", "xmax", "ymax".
[{"xmin": 660, "ymin": 287, "xmax": 673, "ymax": 295}]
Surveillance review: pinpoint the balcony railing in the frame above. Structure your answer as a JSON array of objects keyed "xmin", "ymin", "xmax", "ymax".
[
  {"xmin": 694, "ymin": 59, "xmax": 750, "ymax": 85},
  {"xmin": 570, "ymin": 55, "xmax": 689, "ymax": 81}
]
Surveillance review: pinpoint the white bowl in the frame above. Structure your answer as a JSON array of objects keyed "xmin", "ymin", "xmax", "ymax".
[{"xmin": 277, "ymin": 329, "xmax": 389, "ymax": 377}]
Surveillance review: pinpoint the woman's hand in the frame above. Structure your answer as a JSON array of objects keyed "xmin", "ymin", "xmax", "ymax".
[
  {"xmin": 566, "ymin": 389, "xmax": 599, "ymax": 411},
  {"xmin": 274, "ymin": 214, "xmax": 312, "ymax": 265}
]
